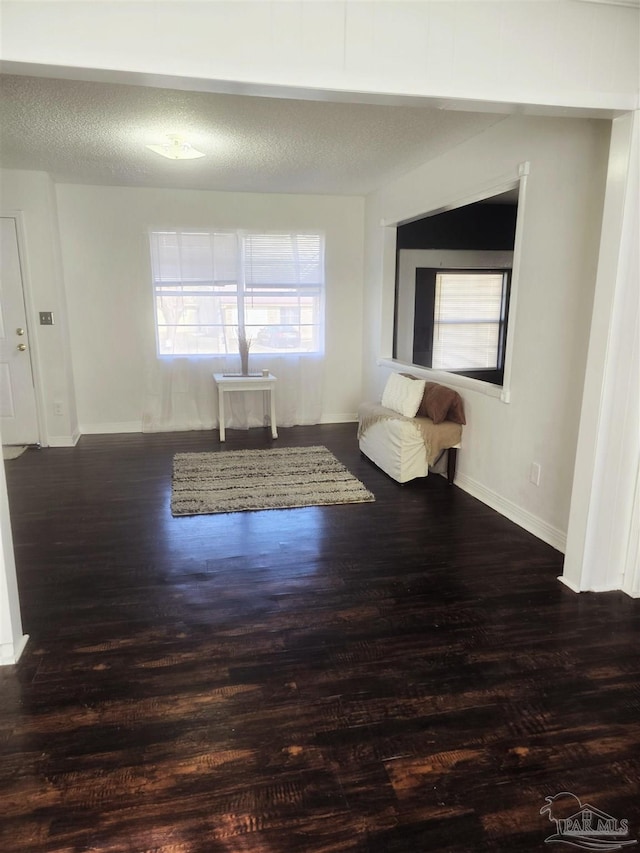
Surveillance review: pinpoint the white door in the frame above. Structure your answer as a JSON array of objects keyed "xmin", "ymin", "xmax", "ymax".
[{"xmin": 0, "ymin": 217, "xmax": 39, "ymax": 445}]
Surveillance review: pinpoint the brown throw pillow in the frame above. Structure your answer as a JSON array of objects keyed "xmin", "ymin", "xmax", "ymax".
[
  {"xmin": 418, "ymin": 382, "xmax": 454, "ymax": 423},
  {"xmin": 399, "ymin": 375, "xmax": 466, "ymax": 425},
  {"xmin": 418, "ymin": 382, "xmax": 466, "ymax": 425},
  {"xmin": 446, "ymin": 392, "xmax": 466, "ymax": 425}
]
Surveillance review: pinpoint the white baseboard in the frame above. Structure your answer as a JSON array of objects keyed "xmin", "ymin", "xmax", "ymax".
[
  {"xmin": 0, "ymin": 634, "xmax": 29, "ymax": 666},
  {"xmin": 47, "ymin": 430, "xmax": 81, "ymax": 447},
  {"xmin": 455, "ymin": 472, "xmax": 567, "ymax": 553},
  {"xmin": 558, "ymin": 574, "xmax": 640, "ymax": 596},
  {"xmin": 558, "ymin": 574, "xmax": 581, "ymax": 593},
  {"xmin": 52, "ymin": 419, "xmax": 356, "ymax": 438},
  {"xmin": 320, "ymin": 413, "xmax": 358, "ymax": 424},
  {"xmin": 79, "ymin": 422, "xmax": 143, "ymax": 435}
]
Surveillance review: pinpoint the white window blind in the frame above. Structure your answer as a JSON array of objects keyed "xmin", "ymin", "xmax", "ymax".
[
  {"xmin": 150, "ymin": 230, "xmax": 324, "ymax": 356},
  {"xmin": 432, "ymin": 272, "xmax": 506, "ymax": 370},
  {"xmin": 243, "ymin": 233, "xmax": 324, "ymax": 287}
]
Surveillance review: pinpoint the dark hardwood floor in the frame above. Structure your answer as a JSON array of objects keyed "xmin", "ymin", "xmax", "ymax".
[{"xmin": 1, "ymin": 424, "xmax": 638, "ymax": 852}]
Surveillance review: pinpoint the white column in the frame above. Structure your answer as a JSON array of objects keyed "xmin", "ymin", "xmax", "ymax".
[
  {"xmin": 0, "ymin": 432, "xmax": 28, "ymax": 664},
  {"xmin": 622, "ymin": 463, "xmax": 640, "ymax": 597},
  {"xmin": 562, "ymin": 110, "xmax": 640, "ymax": 594}
]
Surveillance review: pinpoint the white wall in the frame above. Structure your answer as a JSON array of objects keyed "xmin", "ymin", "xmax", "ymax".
[
  {"xmin": 364, "ymin": 115, "xmax": 611, "ymax": 549},
  {"xmin": 0, "ymin": 169, "xmax": 78, "ymax": 445},
  {"xmin": 2, "ymin": 1, "xmax": 638, "ymax": 112},
  {"xmin": 54, "ymin": 184, "xmax": 365, "ymax": 431}
]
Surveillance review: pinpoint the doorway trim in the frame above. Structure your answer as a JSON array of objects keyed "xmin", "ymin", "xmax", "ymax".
[{"xmin": 1, "ymin": 210, "xmax": 46, "ymax": 448}]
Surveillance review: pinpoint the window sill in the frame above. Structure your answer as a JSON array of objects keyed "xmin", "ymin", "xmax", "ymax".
[{"xmin": 376, "ymin": 357, "xmax": 510, "ymax": 402}]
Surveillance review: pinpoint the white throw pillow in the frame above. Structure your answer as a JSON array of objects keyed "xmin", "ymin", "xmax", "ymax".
[{"xmin": 381, "ymin": 373, "xmax": 426, "ymax": 418}]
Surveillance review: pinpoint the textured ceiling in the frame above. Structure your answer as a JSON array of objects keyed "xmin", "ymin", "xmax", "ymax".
[{"xmin": 0, "ymin": 74, "xmax": 507, "ymax": 196}]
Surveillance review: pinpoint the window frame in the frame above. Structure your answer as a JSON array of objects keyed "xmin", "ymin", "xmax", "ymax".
[
  {"xmin": 382, "ymin": 166, "xmax": 528, "ymax": 402},
  {"xmin": 413, "ymin": 267, "xmax": 512, "ymax": 386}
]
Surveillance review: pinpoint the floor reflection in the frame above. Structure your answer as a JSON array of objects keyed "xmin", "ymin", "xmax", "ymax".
[{"xmin": 155, "ymin": 503, "xmax": 330, "ymax": 619}]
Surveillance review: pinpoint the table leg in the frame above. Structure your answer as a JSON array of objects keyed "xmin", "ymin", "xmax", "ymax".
[
  {"xmin": 270, "ymin": 386, "xmax": 278, "ymax": 439},
  {"xmin": 218, "ymin": 388, "xmax": 226, "ymax": 442}
]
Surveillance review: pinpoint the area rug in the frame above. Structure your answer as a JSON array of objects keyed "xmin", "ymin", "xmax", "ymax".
[{"xmin": 171, "ymin": 445, "xmax": 375, "ymax": 516}]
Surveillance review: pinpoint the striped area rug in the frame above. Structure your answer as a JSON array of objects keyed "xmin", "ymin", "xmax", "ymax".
[{"xmin": 171, "ymin": 445, "xmax": 375, "ymax": 516}]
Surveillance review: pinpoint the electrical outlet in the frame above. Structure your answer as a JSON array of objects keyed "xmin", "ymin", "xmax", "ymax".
[
  {"xmin": 53, "ymin": 401, "xmax": 63, "ymax": 416},
  {"xmin": 530, "ymin": 462, "xmax": 541, "ymax": 486},
  {"xmin": 39, "ymin": 311, "xmax": 54, "ymax": 325}
]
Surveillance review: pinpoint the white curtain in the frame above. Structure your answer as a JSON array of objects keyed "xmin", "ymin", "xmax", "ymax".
[{"xmin": 142, "ymin": 354, "xmax": 323, "ymax": 433}]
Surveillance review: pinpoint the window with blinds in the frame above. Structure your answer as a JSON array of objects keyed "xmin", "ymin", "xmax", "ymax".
[
  {"xmin": 411, "ymin": 267, "xmax": 510, "ymax": 385},
  {"xmin": 149, "ymin": 230, "xmax": 325, "ymax": 356},
  {"xmin": 432, "ymin": 272, "xmax": 508, "ymax": 371}
]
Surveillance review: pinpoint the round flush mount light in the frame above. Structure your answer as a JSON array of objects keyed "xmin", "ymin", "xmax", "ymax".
[{"xmin": 146, "ymin": 134, "xmax": 205, "ymax": 160}]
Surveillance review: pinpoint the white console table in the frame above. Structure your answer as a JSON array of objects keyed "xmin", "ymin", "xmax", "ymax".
[{"xmin": 213, "ymin": 373, "xmax": 278, "ymax": 442}]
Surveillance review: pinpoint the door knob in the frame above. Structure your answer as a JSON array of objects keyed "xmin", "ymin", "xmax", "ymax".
[
  {"xmin": 17, "ymin": 343, "xmax": 27, "ymax": 352},
  {"xmin": 16, "ymin": 328, "xmax": 25, "ymax": 336}
]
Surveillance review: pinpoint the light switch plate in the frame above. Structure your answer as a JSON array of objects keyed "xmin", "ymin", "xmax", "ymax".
[{"xmin": 39, "ymin": 311, "xmax": 54, "ymax": 325}]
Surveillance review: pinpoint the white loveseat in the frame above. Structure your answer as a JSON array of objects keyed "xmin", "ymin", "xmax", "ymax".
[{"xmin": 358, "ymin": 373, "xmax": 466, "ymax": 485}]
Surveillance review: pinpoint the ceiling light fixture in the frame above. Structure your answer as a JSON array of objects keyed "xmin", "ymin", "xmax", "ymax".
[{"xmin": 146, "ymin": 134, "xmax": 205, "ymax": 160}]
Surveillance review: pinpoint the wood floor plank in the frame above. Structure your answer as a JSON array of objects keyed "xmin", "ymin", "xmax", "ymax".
[{"xmin": 1, "ymin": 424, "xmax": 639, "ymax": 852}]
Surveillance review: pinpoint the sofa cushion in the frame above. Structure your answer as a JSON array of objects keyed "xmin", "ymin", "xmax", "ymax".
[{"xmin": 381, "ymin": 372, "xmax": 426, "ymax": 418}]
